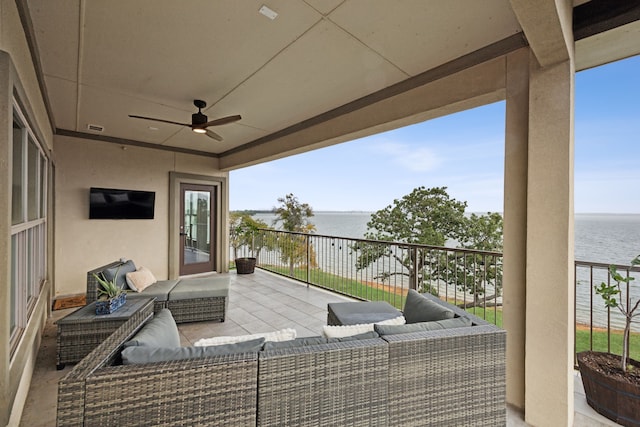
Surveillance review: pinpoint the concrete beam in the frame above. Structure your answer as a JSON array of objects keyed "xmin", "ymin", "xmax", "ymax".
[{"xmin": 509, "ymin": 0, "xmax": 573, "ymax": 67}]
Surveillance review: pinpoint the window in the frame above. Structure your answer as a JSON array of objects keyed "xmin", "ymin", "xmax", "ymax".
[{"xmin": 10, "ymin": 101, "xmax": 48, "ymax": 355}]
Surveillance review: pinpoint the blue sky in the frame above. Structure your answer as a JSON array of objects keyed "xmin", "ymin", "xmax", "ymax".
[{"xmin": 231, "ymin": 55, "xmax": 640, "ymax": 213}]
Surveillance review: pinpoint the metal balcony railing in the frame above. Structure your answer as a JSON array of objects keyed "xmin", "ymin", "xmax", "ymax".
[
  {"xmin": 234, "ymin": 228, "xmax": 503, "ymax": 324},
  {"xmin": 574, "ymin": 260, "xmax": 640, "ymax": 364},
  {"xmin": 232, "ymin": 228, "xmax": 640, "ymax": 362}
]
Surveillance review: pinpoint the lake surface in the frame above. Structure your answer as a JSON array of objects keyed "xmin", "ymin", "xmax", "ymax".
[
  {"xmin": 255, "ymin": 211, "xmax": 640, "ymax": 263},
  {"xmin": 253, "ymin": 211, "xmax": 640, "ymax": 329}
]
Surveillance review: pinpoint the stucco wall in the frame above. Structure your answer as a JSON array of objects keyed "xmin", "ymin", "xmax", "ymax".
[
  {"xmin": 0, "ymin": 0, "xmax": 53, "ymax": 148},
  {"xmin": 54, "ymin": 134, "xmax": 226, "ymax": 297},
  {"xmin": 1, "ymin": 0, "xmax": 55, "ymax": 424}
]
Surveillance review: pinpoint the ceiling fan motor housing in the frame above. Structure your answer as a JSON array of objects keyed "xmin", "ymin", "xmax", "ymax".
[
  {"xmin": 192, "ymin": 112, "xmax": 207, "ymax": 127},
  {"xmin": 192, "ymin": 99, "xmax": 207, "ymax": 129}
]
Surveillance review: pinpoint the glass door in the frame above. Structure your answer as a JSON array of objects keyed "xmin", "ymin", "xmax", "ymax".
[{"xmin": 179, "ymin": 184, "xmax": 216, "ymax": 275}]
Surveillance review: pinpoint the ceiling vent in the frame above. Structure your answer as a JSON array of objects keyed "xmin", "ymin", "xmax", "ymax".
[{"xmin": 87, "ymin": 124, "xmax": 104, "ymax": 132}]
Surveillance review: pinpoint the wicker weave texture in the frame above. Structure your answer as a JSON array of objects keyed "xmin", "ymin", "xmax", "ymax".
[
  {"xmin": 57, "ymin": 313, "xmax": 258, "ymax": 426},
  {"xmin": 167, "ymin": 296, "xmax": 226, "ymax": 323},
  {"xmin": 56, "ymin": 298, "xmax": 155, "ymax": 366},
  {"xmin": 385, "ymin": 326, "xmax": 507, "ymax": 426},
  {"xmin": 258, "ymin": 339, "xmax": 390, "ymax": 427},
  {"xmin": 83, "ymin": 356, "xmax": 257, "ymax": 426},
  {"xmin": 57, "ymin": 306, "xmax": 154, "ymax": 426}
]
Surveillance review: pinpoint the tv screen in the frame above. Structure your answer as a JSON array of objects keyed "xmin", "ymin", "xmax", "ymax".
[{"xmin": 89, "ymin": 187, "xmax": 155, "ymax": 219}]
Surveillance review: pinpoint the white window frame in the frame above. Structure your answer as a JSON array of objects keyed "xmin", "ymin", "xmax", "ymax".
[{"xmin": 10, "ymin": 99, "xmax": 48, "ymax": 355}]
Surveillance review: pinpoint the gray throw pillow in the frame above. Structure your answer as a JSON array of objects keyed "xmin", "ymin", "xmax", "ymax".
[
  {"xmin": 374, "ymin": 316, "xmax": 472, "ymax": 335},
  {"xmin": 124, "ymin": 309, "xmax": 180, "ymax": 348},
  {"xmin": 262, "ymin": 336, "xmax": 328, "ymax": 350},
  {"xmin": 102, "ymin": 260, "xmax": 136, "ymax": 290},
  {"xmin": 327, "ymin": 331, "xmax": 380, "ymax": 343},
  {"xmin": 403, "ymin": 289, "xmax": 455, "ymax": 323},
  {"xmin": 121, "ymin": 338, "xmax": 265, "ymax": 365}
]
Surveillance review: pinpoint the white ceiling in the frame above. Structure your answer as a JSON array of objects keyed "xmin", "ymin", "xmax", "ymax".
[
  {"xmin": 24, "ymin": 0, "xmax": 639, "ymax": 158},
  {"xmin": 26, "ymin": 0, "xmax": 522, "ymax": 155}
]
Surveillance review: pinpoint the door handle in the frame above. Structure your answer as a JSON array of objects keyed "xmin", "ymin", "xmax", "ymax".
[{"xmin": 179, "ymin": 232, "xmax": 187, "ymax": 236}]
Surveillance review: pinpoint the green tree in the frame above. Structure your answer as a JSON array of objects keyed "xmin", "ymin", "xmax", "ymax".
[
  {"xmin": 441, "ymin": 212, "xmax": 504, "ymax": 306},
  {"xmin": 354, "ymin": 187, "xmax": 503, "ymax": 304},
  {"xmin": 229, "ymin": 212, "xmax": 273, "ymax": 259},
  {"xmin": 272, "ymin": 194, "xmax": 316, "ymax": 275},
  {"xmin": 355, "ymin": 187, "xmax": 466, "ymax": 292}
]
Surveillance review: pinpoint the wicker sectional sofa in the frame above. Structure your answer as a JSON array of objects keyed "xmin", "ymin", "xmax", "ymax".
[
  {"xmin": 57, "ymin": 295, "xmax": 506, "ymax": 426},
  {"xmin": 87, "ymin": 260, "xmax": 229, "ymax": 323}
]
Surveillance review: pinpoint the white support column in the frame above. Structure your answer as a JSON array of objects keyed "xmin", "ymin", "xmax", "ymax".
[
  {"xmin": 525, "ymin": 56, "xmax": 575, "ymax": 427},
  {"xmin": 503, "ymin": 47, "xmax": 530, "ymax": 411}
]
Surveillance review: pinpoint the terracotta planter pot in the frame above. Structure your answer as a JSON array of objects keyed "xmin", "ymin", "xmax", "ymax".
[
  {"xmin": 577, "ymin": 351, "xmax": 640, "ymax": 427},
  {"xmin": 235, "ymin": 257, "xmax": 256, "ymax": 274}
]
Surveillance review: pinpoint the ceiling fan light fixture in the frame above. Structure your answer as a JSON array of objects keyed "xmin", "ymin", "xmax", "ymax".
[{"xmin": 192, "ymin": 127, "xmax": 207, "ymax": 134}]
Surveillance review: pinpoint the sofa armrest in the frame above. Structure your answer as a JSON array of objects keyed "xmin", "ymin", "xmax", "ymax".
[{"xmin": 383, "ymin": 325, "xmax": 506, "ymax": 426}]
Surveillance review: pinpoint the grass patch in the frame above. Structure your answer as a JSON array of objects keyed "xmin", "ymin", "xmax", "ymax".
[
  {"xmin": 576, "ymin": 328, "xmax": 640, "ymax": 360},
  {"xmin": 261, "ymin": 265, "xmax": 407, "ymax": 309}
]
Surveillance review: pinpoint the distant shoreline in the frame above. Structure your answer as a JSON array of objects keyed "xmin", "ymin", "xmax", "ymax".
[{"xmin": 234, "ymin": 210, "xmax": 640, "ymax": 216}]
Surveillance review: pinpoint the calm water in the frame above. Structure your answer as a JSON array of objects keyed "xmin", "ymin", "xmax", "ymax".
[
  {"xmin": 256, "ymin": 211, "xmax": 640, "ymax": 262},
  {"xmin": 253, "ymin": 211, "xmax": 640, "ymax": 329}
]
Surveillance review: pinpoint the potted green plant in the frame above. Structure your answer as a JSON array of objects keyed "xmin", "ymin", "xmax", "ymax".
[
  {"xmin": 577, "ymin": 254, "xmax": 640, "ymax": 426},
  {"xmin": 230, "ymin": 213, "xmax": 269, "ymax": 274},
  {"xmin": 93, "ymin": 268, "xmax": 127, "ymax": 314}
]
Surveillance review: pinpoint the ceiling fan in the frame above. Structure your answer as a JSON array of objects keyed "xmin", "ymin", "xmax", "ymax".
[{"xmin": 129, "ymin": 100, "xmax": 241, "ymax": 141}]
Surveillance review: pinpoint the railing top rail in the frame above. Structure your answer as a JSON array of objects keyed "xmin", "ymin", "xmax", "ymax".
[
  {"xmin": 257, "ymin": 228, "xmax": 503, "ymax": 257},
  {"xmin": 575, "ymin": 259, "xmax": 640, "ymax": 272}
]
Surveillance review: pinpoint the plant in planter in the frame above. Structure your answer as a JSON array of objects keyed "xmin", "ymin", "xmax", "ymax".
[
  {"xmin": 230, "ymin": 213, "xmax": 271, "ymax": 274},
  {"xmin": 93, "ymin": 268, "xmax": 127, "ymax": 315},
  {"xmin": 577, "ymin": 254, "xmax": 640, "ymax": 427}
]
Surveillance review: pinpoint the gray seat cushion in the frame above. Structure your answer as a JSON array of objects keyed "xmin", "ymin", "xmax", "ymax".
[
  {"xmin": 124, "ymin": 308, "xmax": 180, "ymax": 348},
  {"xmin": 403, "ymin": 289, "xmax": 455, "ymax": 324},
  {"xmin": 168, "ymin": 276, "xmax": 230, "ymax": 301},
  {"xmin": 328, "ymin": 301, "xmax": 401, "ymax": 325},
  {"xmin": 126, "ymin": 279, "xmax": 179, "ymax": 302},
  {"xmin": 121, "ymin": 338, "xmax": 265, "ymax": 364},
  {"xmin": 375, "ymin": 316, "xmax": 472, "ymax": 335},
  {"xmin": 102, "ymin": 260, "xmax": 136, "ymax": 290}
]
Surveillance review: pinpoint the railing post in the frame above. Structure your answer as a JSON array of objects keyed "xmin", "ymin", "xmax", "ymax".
[
  {"xmin": 251, "ymin": 231, "xmax": 255, "ymax": 261},
  {"xmin": 411, "ymin": 246, "xmax": 419, "ymax": 290},
  {"xmin": 306, "ymin": 235, "xmax": 310, "ymax": 288}
]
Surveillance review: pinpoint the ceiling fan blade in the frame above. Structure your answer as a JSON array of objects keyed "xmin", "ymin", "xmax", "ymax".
[
  {"xmin": 202, "ymin": 115, "xmax": 242, "ymax": 128},
  {"xmin": 128, "ymin": 115, "xmax": 190, "ymax": 127},
  {"xmin": 205, "ymin": 129, "xmax": 224, "ymax": 141}
]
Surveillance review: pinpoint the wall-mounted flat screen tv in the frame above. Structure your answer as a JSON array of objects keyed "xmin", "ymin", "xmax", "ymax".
[{"xmin": 89, "ymin": 187, "xmax": 155, "ymax": 219}]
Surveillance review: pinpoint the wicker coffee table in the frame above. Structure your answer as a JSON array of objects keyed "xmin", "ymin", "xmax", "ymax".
[{"xmin": 56, "ymin": 297, "xmax": 155, "ymax": 369}]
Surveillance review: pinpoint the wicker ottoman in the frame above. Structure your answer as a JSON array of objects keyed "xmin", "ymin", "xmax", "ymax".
[
  {"xmin": 327, "ymin": 301, "xmax": 402, "ymax": 326},
  {"xmin": 167, "ymin": 276, "xmax": 229, "ymax": 323}
]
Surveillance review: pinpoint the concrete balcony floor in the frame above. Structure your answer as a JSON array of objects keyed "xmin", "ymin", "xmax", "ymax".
[{"xmin": 18, "ymin": 269, "xmax": 618, "ymax": 426}]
